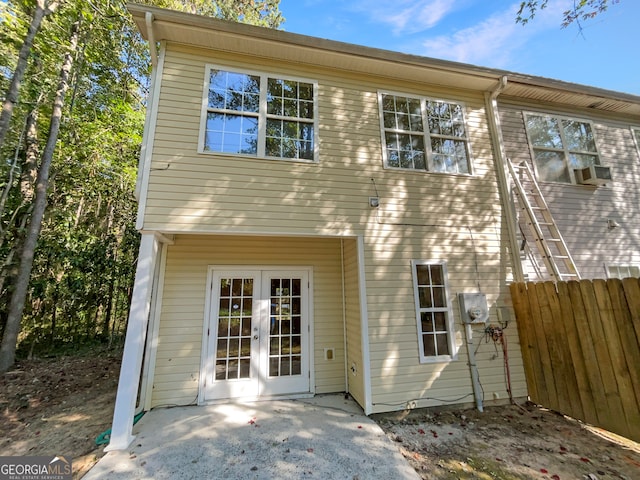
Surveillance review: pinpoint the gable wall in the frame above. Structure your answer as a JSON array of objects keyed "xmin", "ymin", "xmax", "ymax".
[
  {"xmin": 147, "ymin": 43, "xmax": 528, "ymax": 412},
  {"xmin": 499, "ymin": 100, "xmax": 640, "ymax": 279}
]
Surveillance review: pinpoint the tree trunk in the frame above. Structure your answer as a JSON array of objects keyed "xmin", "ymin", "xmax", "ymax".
[
  {"xmin": 50, "ymin": 285, "xmax": 58, "ymax": 348},
  {"xmin": 0, "ymin": 107, "xmax": 39, "ymax": 307},
  {"xmin": 0, "ymin": 22, "xmax": 78, "ymax": 374},
  {"xmin": 0, "ymin": 0, "xmax": 58, "ymax": 149},
  {"xmin": 101, "ymin": 276, "xmax": 115, "ymax": 340}
]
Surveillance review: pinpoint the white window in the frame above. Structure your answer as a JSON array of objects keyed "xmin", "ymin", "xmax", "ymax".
[
  {"xmin": 200, "ymin": 66, "xmax": 317, "ymax": 162},
  {"xmin": 379, "ymin": 93, "xmax": 471, "ymax": 174},
  {"xmin": 524, "ymin": 113, "xmax": 601, "ymax": 183},
  {"xmin": 411, "ymin": 260, "xmax": 456, "ymax": 362},
  {"xmin": 632, "ymin": 127, "xmax": 640, "ymax": 156},
  {"xmin": 606, "ymin": 264, "xmax": 640, "ymax": 279}
]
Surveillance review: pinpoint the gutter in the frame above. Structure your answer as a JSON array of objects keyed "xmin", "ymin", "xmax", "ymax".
[
  {"xmin": 484, "ymin": 76, "xmax": 525, "ymax": 283},
  {"xmin": 145, "ymin": 12, "xmax": 158, "ymax": 68}
]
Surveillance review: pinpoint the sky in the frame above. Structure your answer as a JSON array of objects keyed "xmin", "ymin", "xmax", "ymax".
[{"xmin": 278, "ymin": 0, "xmax": 640, "ymax": 96}]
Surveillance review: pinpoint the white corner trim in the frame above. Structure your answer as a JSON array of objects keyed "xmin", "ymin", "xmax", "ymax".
[
  {"xmin": 135, "ymin": 42, "xmax": 166, "ymax": 231},
  {"xmin": 356, "ymin": 236, "xmax": 373, "ymax": 415},
  {"xmin": 105, "ymin": 234, "xmax": 160, "ymax": 451},
  {"xmin": 197, "ymin": 267, "xmax": 215, "ymax": 405}
]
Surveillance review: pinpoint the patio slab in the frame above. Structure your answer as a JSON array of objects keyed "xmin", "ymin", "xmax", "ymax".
[{"xmin": 83, "ymin": 395, "xmax": 419, "ymax": 479}]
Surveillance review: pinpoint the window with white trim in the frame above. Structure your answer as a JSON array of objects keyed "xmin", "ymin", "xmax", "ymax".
[
  {"xmin": 524, "ymin": 113, "xmax": 601, "ymax": 183},
  {"xmin": 411, "ymin": 260, "xmax": 455, "ymax": 362},
  {"xmin": 379, "ymin": 93, "xmax": 471, "ymax": 174},
  {"xmin": 632, "ymin": 127, "xmax": 640, "ymax": 156},
  {"xmin": 606, "ymin": 264, "xmax": 640, "ymax": 279},
  {"xmin": 201, "ymin": 66, "xmax": 317, "ymax": 161}
]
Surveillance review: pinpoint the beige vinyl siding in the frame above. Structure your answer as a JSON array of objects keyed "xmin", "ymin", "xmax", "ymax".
[
  {"xmin": 362, "ymin": 222, "xmax": 527, "ymax": 413},
  {"xmin": 144, "ymin": 44, "xmax": 500, "ymax": 235},
  {"xmin": 151, "ymin": 234, "xmax": 346, "ymax": 407},
  {"xmin": 147, "ymin": 42, "xmax": 528, "ymax": 412},
  {"xmin": 499, "ymin": 102, "xmax": 640, "ymax": 279},
  {"xmin": 342, "ymin": 238, "xmax": 365, "ymax": 406}
]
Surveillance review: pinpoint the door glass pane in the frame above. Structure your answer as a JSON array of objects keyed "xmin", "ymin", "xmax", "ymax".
[
  {"xmin": 240, "ymin": 359, "xmax": 250, "ymax": 378},
  {"xmin": 216, "ymin": 339, "xmax": 227, "ymax": 359},
  {"xmin": 269, "ymin": 357, "xmax": 279, "ymax": 376},
  {"xmin": 280, "ymin": 358, "xmax": 290, "ymax": 376},
  {"xmin": 215, "ymin": 360, "xmax": 227, "ymax": 380},
  {"xmin": 292, "ymin": 356, "xmax": 301, "ymax": 375},
  {"xmin": 269, "ymin": 276, "xmax": 302, "ymax": 378},
  {"xmin": 215, "ymin": 277, "xmax": 253, "ymax": 381}
]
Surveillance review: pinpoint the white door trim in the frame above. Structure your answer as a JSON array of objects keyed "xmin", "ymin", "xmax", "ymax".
[{"xmin": 199, "ymin": 265, "xmax": 314, "ymax": 404}]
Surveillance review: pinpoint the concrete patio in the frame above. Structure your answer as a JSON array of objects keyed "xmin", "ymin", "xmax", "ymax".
[{"xmin": 84, "ymin": 395, "xmax": 419, "ymax": 479}]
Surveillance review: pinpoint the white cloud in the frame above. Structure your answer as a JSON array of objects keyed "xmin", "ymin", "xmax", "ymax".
[
  {"xmin": 416, "ymin": 1, "xmax": 574, "ymax": 67},
  {"xmin": 355, "ymin": 0, "xmax": 458, "ymax": 34}
]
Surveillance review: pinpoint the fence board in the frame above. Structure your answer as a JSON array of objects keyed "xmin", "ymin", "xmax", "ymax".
[
  {"xmin": 621, "ymin": 278, "xmax": 640, "ymax": 344},
  {"xmin": 527, "ymin": 282, "xmax": 554, "ymax": 407},
  {"xmin": 567, "ymin": 281, "xmax": 608, "ymax": 427},
  {"xmin": 580, "ymin": 281, "xmax": 628, "ymax": 438},
  {"xmin": 608, "ymin": 280, "xmax": 640, "ymax": 409},
  {"xmin": 511, "ymin": 282, "xmax": 540, "ymax": 402},
  {"xmin": 538, "ymin": 281, "xmax": 572, "ymax": 414},
  {"xmin": 545, "ymin": 281, "xmax": 584, "ymax": 421},
  {"xmin": 596, "ymin": 279, "xmax": 640, "ymax": 437},
  {"xmin": 510, "ymin": 279, "xmax": 639, "ymax": 443},
  {"xmin": 556, "ymin": 281, "xmax": 596, "ymax": 425}
]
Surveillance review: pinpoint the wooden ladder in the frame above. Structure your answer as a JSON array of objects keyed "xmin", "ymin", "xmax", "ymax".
[{"xmin": 507, "ymin": 159, "xmax": 580, "ymax": 282}]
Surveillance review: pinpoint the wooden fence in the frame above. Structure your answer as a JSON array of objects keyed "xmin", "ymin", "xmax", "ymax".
[{"xmin": 510, "ymin": 278, "xmax": 640, "ymax": 442}]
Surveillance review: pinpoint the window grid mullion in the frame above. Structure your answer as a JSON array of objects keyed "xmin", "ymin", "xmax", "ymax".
[
  {"xmin": 257, "ymin": 75, "xmax": 267, "ymax": 158},
  {"xmin": 556, "ymin": 119, "xmax": 577, "ymax": 183},
  {"xmin": 421, "ymin": 99, "xmax": 434, "ymax": 171}
]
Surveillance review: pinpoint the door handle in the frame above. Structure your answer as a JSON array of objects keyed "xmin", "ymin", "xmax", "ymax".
[{"xmin": 253, "ymin": 335, "xmax": 258, "ymax": 340}]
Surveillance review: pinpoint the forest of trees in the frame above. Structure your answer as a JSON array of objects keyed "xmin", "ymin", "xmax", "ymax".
[{"xmin": 0, "ymin": 0, "xmax": 283, "ymax": 372}]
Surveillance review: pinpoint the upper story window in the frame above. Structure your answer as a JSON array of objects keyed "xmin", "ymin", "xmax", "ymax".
[
  {"xmin": 379, "ymin": 93, "xmax": 471, "ymax": 174},
  {"xmin": 524, "ymin": 113, "xmax": 600, "ymax": 183},
  {"xmin": 411, "ymin": 260, "xmax": 456, "ymax": 363},
  {"xmin": 632, "ymin": 127, "xmax": 640, "ymax": 156},
  {"xmin": 200, "ymin": 66, "xmax": 317, "ymax": 162}
]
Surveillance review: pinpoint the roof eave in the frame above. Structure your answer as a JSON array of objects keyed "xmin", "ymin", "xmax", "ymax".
[{"xmin": 127, "ymin": 3, "xmax": 640, "ymax": 118}]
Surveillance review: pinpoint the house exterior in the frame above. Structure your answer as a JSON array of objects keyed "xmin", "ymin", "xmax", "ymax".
[
  {"xmin": 106, "ymin": 4, "xmax": 640, "ymax": 450},
  {"xmin": 498, "ymin": 92, "xmax": 640, "ymax": 280}
]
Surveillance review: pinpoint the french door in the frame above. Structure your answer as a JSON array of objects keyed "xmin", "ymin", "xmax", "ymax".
[{"xmin": 203, "ymin": 268, "xmax": 310, "ymax": 401}]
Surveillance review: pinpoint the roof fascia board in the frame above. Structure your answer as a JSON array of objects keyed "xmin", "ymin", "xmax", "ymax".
[{"xmin": 127, "ymin": 3, "xmax": 640, "ymax": 112}]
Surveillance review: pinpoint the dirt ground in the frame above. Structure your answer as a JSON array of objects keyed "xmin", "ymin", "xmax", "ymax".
[
  {"xmin": 375, "ymin": 402, "xmax": 640, "ymax": 480},
  {"xmin": 0, "ymin": 350, "xmax": 122, "ymax": 479},
  {"xmin": 2, "ymin": 352, "xmax": 640, "ymax": 480}
]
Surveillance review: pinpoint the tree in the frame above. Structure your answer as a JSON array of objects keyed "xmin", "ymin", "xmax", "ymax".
[
  {"xmin": 0, "ymin": 0, "xmax": 284, "ymax": 373},
  {"xmin": 516, "ymin": 0, "xmax": 620, "ymax": 28},
  {"xmin": 0, "ymin": 20, "xmax": 78, "ymax": 372},
  {"xmin": 0, "ymin": 0, "xmax": 59, "ymax": 149}
]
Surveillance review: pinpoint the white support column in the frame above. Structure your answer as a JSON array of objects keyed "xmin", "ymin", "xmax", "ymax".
[{"xmin": 105, "ymin": 233, "xmax": 160, "ymax": 451}]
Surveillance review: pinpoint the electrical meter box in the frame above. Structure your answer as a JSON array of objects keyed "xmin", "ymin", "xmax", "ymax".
[{"xmin": 458, "ymin": 293, "xmax": 489, "ymax": 324}]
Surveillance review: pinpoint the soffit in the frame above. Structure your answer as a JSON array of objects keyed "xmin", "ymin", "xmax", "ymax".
[{"xmin": 128, "ymin": 4, "xmax": 640, "ymax": 119}]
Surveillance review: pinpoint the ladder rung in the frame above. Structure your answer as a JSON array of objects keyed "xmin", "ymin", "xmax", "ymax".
[{"xmin": 554, "ymin": 255, "xmax": 570, "ymax": 259}]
